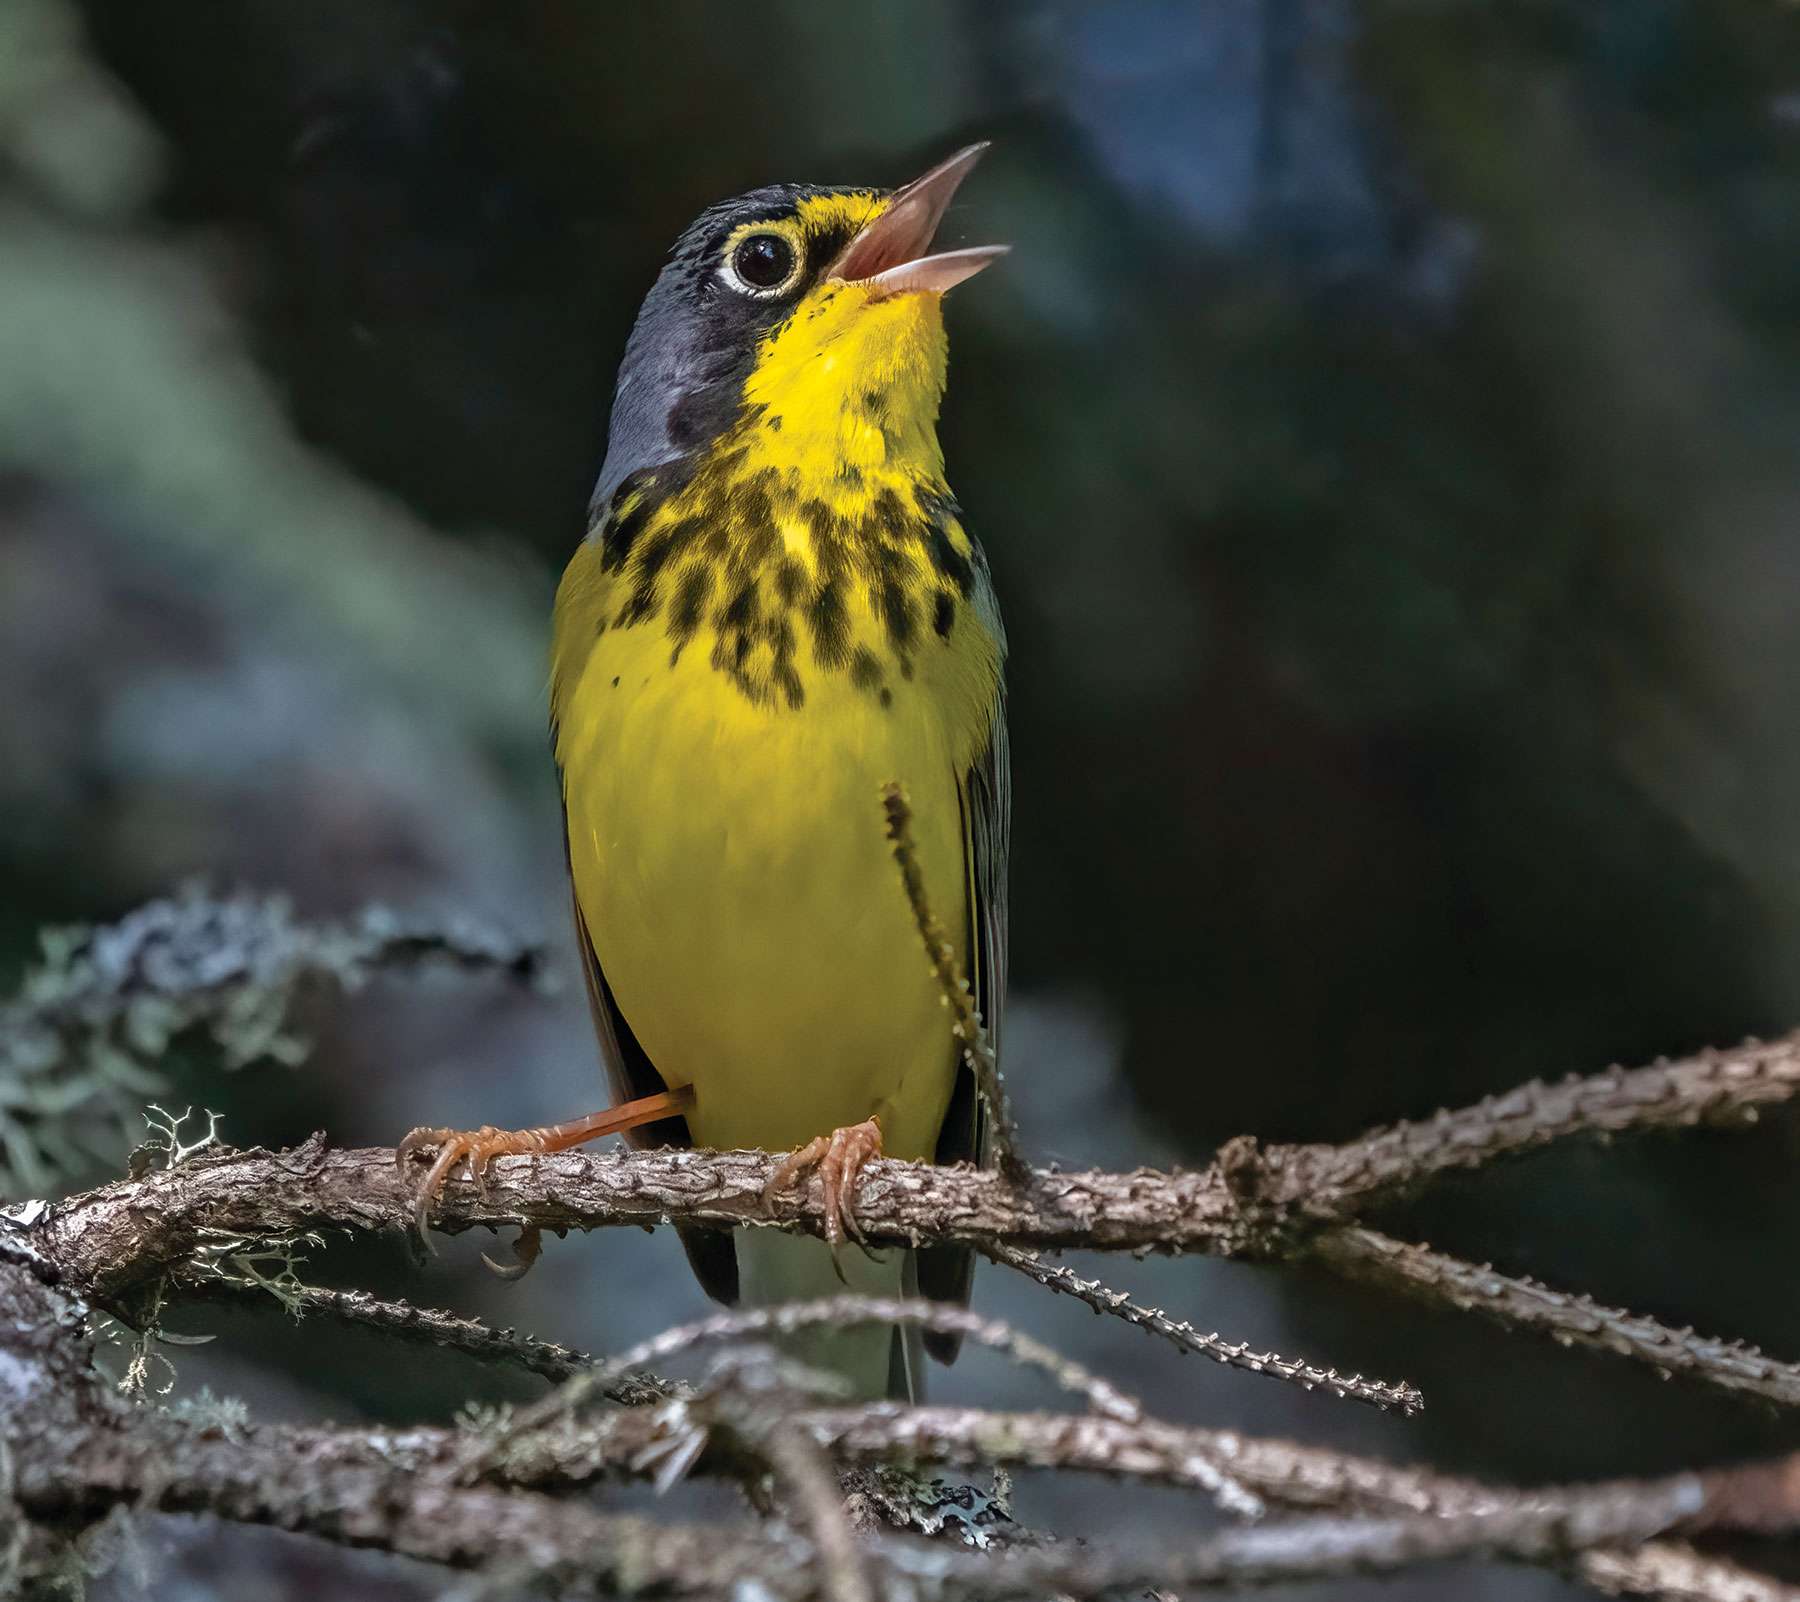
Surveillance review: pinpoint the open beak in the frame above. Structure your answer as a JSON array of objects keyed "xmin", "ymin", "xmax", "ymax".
[{"xmin": 827, "ymin": 142, "xmax": 1008, "ymax": 299}]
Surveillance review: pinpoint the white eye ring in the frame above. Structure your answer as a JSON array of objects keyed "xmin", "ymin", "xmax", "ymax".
[{"xmin": 720, "ymin": 229, "xmax": 802, "ymax": 299}]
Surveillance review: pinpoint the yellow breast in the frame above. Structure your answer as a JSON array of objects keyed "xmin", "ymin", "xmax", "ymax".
[{"xmin": 551, "ymin": 445, "xmax": 1001, "ymax": 1161}]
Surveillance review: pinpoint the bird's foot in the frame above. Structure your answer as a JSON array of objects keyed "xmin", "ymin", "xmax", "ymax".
[
  {"xmin": 763, "ymin": 1117, "xmax": 884, "ymax": 1257},
  {"xmin": 396, "ymin": 1123, "xmax": 559, "ymax": 1247},
  {"xmin": 396, "ymin": 1087, "xmax": 693, "ymax": 1255}
]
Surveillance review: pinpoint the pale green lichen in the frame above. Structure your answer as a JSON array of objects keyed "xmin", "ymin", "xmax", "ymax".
[{"xmin": 0, "ymin": 883, "xmax": 545, "ymax": 1197}]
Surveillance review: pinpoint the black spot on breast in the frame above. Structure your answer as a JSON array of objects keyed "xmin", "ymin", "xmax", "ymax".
[
  {"xmin": 775, "ymin": 558, "xmax": 807, "ymax": 608},
  {"xmin": 767, "ymin": 414, "xmax": 783, "ymax": 431},
  {"xmin": 933, "ymin": 592, "xmax": 956, "ymax": 639},
  {"xmin": 926, "ymin": 524, "xmax": 975, "ymax": 597},
  {"xmin": 807, "ymin": 579, "xmax": 849, "ymax": 668},
  {"xmin": 611, "ymin": 675, "xmax": 621, "ymax": 688},
  {"xmin": 850, "ymin": 646, "xmax": 884, "ymax": 694},
  {"xmin": 878, "ymin": 579, "xmax": 916, "ymax": 653},
  {"xmin": 772, "ymin": 617, "xmax": 803, "ymax": 709},
  {"xmin": 863, "ymin": 387, "xmax": 887, "ymax": 415},
  {"xmin": 871, "ymin": 487, "xmax": 911, "ymax": 544},
  {"xmin": 600, "ymin": 492, "xmax": 653, "ymax": 574},
  {"xmin": 618, "ymin": 525, "xmax": 684, "ymax": 626},
  {"xmin": 803, "ymin": 499, "xmax": 849, "ymax": 583},
  {"xmin": 879, "ymin": 687, "xmax": 892, "ymax": 708},
  {"xmin": 720, "ymin": 578, "xmax": 759, "ymax": 632},
  {"xmin": 837, "ymin": 463, "xmax": 863, "ymax": 488},
  {"xmin": 739, "ymin": 516, "xmax": 777, "ymax": 568},
  {"xmin": 670, "ymin": 565, "xmax": 713, "ymax": 641}
]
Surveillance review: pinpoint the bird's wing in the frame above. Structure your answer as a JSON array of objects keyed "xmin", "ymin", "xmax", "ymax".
[
  {"xmin": 916, "ymin": 692, "xmax": 1010, "ymax": 1363},
  {"xmin": 563, "ymin": 819, "xmax": 740, "ymax": 1304}
]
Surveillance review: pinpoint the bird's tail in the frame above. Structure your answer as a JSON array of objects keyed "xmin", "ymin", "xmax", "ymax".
[{"xmin": 734, "ymin": 1230, "xmax": 921, "ymax": 1402}]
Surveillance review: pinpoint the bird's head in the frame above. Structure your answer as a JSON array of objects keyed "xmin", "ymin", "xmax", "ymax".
[{"xmin": 596, "ymin": 144, "xmax": 1004, "ymax": 508}]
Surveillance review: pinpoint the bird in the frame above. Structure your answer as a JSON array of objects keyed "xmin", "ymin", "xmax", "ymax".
[{"xmin": 399, "ymin": 144, "xmax": 1008, "ymax": 1402}]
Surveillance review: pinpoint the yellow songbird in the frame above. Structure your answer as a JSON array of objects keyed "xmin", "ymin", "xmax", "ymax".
[{"xmin": 402, "ymin": 145, "xmax": 1008, "ymax": 1401}]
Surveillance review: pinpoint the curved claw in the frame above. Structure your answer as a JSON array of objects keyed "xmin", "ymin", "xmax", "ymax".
[
  {"xmin": 415, "ymin": 1135, "xmax": 473, "ymax": 1251},
  {"xmin": 396, "ymin": 1125, "xmax": 450, "ymax": 1176},
  {"xmin": 764, "ymin": 1118, "xmax": 883, "ymax": 1265},
  {"xmin": 481, "ymin": 1223, "xmax": 544, "ymax": 1282}
]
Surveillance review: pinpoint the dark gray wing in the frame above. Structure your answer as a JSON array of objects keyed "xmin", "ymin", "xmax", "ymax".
[
  {"xmin": 917, "ymin": 695, "xmax": 1009, "ymax": 1363},
  {"xmin": 563, "ymin": 822, "xmax": 740, "ymax": 1304}
]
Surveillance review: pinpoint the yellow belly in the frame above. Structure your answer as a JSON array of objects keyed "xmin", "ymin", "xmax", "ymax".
[{"xmin": 557, "ymin": 618, "xmax": 968, "ymax": 1161}]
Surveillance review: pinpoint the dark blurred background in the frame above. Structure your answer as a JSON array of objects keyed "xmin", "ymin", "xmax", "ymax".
[{"xmin": 5, "ymin": 1, "xmax": 1800, "ymax": 1596}]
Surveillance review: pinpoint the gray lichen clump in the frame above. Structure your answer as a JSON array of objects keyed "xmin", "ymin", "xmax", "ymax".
[{"xmin": 0, "ymin": 885, "xmax": 544, "ymax": 1196}]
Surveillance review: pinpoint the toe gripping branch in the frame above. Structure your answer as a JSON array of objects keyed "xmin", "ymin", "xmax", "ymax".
[
  {"xmin": 763, "ymin": 1116, "xmax": 885, "ymax": 1273},
  {"xmin": 396, "ymin": 1087, "xmax": 694, "ymax": 1275}
]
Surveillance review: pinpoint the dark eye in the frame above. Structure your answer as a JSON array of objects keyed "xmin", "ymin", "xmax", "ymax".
[{"xmin": 730, "ymin": 232, "xmax": 796, "ymax": 292}]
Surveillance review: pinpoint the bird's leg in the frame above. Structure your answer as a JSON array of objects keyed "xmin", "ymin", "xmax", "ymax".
[
  {"xmin": 397, "ymin": 1086, "xmax": 693, "ymax": 1247},
  {"xmin": 762, "ymin": 1116, "xmax": 884, "ymax": 1259}
]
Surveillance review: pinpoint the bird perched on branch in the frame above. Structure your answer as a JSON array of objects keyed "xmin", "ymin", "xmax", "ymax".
[{"xmin": 401, "ymin": 145, "xmax": 1009, "ymax": 1401}]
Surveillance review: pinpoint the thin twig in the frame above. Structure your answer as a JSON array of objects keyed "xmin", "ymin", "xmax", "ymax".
[
  {"xmin": 1579, "ymin": 1543, "xmax": 1800, "ymax": 1602},
  {"xmin": 1288, "ymin": 1032, "xmax": 1800, "ymax": 1211},
  {"xmin": 1315, "ymin": 1225, "xmax": 1800, "ymax": 1411},
  {"xmin": 179, "ymin": 1275, "xmax": 679, "ymax": 1403},
  {"xmin": 495, "ymin": 1296, "xmax": 1145, "ymax": 1446},
  {"xmin": 765, "ymin": 1425, "xmax": 876, "ymax": 1602},
  {"xmin": 880, "ymin": 783, "xmax": 1027, "ymax": 1182},
  {"xmin": 985, "ymin": 1242, "xmax": 1423, "ymax": 1416}
]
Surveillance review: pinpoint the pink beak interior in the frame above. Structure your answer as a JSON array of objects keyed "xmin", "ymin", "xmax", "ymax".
[{"xmin": 828, "ymin": 143, "xmax": 1008, "ymax": 299}]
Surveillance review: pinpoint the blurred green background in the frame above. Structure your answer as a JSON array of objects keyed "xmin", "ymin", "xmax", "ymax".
[{"xmin": 5, "ymin": 1, "xmax": 1800, "ymax": 1596}]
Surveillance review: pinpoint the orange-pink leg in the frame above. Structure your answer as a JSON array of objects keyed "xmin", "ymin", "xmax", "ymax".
[
  {"xmin": 762, "ymin": 1116, "xmax": 884, "ymax": 1259},
  {"xmin": 397, "ymin": 1086, "xmax": 693, "ymax": 1249}
]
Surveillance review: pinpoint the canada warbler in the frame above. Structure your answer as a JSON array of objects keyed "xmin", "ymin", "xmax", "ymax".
[{"xmin": 403, "ymin": 145, "xmax": 1008, "ymax": 1401}]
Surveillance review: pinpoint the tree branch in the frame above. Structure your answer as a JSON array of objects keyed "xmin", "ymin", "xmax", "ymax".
[
  {"xmin": 179, "ymin": 1274, "xmax": 679, "ymax": 1403},
  {"xmin": 984, "ymin": 1242, "xmax": 1424, "ymax": 1415},
  {"xmin": 1314, "ymin": 1225, "xmax": 1800, "ymax": 1410},
  {"xmin": 12, "ymin": 1019, "xmax": 1800, "ymax": 1594},
  {"xmin": 30, "ymin": 1058, "xmax": 1800, "ymax": 1419},
  {"xmin": 1246, "ymin": 1031, "xmax": 1800, "ymax": 1216},
  {"xmin": 7, "ymin": 1235, "xmax": 1796, "ymax": 1601}
]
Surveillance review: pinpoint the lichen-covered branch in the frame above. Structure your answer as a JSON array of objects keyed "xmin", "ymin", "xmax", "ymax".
[
  {"xmin": 13, "ymin": 1005, "xmax": 1800, "ymax": 1594},
  {"xmin": 28, "ymin": 1066, "xmax": 1800, "ymax": 1418},
  {"xmin": 7, "ymin": 1222, "xmax": 1798, "ymax": 1601}
]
